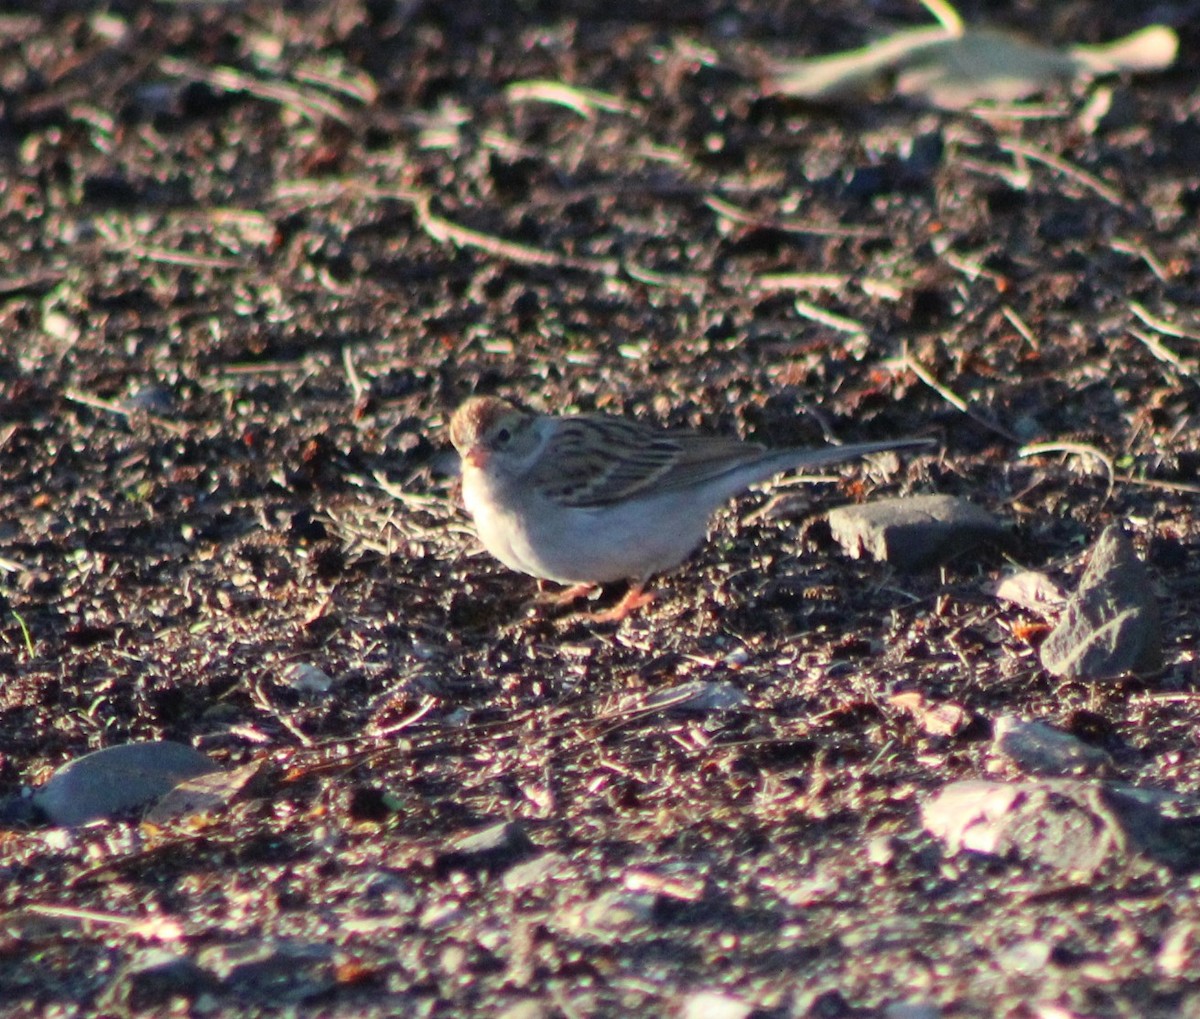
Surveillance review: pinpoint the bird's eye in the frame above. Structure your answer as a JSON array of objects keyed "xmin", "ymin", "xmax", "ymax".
[{"xmin": 495, "ymin": 427, "xmax": 512, "ymax": 445}]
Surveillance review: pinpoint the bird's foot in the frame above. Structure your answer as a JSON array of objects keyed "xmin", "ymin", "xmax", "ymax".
[
  {"xmin": 581, "ymin": 583, "xmax": 655, "ymax": 624},
  {"xmin": 527, "ymin": 582, "xmax": 599, "ymax": 613}
]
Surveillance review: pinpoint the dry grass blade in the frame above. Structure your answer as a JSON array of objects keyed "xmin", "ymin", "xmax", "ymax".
[
  {"xmin": 411, "ymin": 192, "xmax": 619, "ymax": 275},
  {"xmin": 705, "ymin": 195, "xmax": 885, "ymax": 238},
  {"xmin": 104, "ymin": 244, "xmax": 242, "ymax": 270},
  {"xmin": 341, "ymin": 346, "xmax": 366, "ymax": 403},
  {"xmin": 292, "ymin": 56, "xmax": 379, "ymax": 104},
  {"xmin": 886, "ymin": 348, "xmax": 1020, "ymax": 442},
  {"xmin": 1114, "ymin": 241, "xmax": 1172, "ymax": 281},
  {"xmin": 367, "ymin": 469, "xmax": 454, "ymax": 514},
  {"xmin": 158, "ymin": 56, "xmax": 357, "ymax": 124},
  {"xmin": 1018, "ymin": 441, "xmax": 1116, "ymax": 500},
  {"xmin": 505, "ymin": 79, "xmax": 636, "ymax": 118}
]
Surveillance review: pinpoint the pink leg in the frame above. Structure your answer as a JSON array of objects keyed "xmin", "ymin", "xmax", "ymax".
[
  {"xmin": 533, "ymin": 582, "xmax": 598, "ymax": 609},
  {"xmin": 583, "ymin": 582, "xmax": 655, "ymax": 623}
]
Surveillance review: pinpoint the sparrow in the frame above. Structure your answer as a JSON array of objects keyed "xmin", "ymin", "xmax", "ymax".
[{"xmin": 449, "ymin": 395, "xmax": 931, "ymax": 622}]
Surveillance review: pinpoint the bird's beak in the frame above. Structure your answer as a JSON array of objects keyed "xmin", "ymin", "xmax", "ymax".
[{"xmin": 464, "ymin": 446, "xmax": 490, "ymax": 469}]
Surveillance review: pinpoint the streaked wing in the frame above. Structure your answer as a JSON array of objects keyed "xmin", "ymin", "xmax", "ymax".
[
  {"xmin": 652, "ymin": 432, "xmax": 767, "ymax": 492},
  {"xmin": 530, "ymin": 415, "xmax": 764, "ymax": 508}
]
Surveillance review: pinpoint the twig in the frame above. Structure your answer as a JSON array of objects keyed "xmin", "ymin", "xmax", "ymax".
[
  {"xmin": 887, "ymin": 353, "xmax": 965, "ymax": 412},
  {"xmin": 622, "ymin": 261, "xmax": 706, "ymax": 291},
  {"xmin": 341, "ymin": 346, "xmax": 366, "ymax": 402},
  {"xmin": 966, "ymin": 101, "xmax": 1073, "ymax": 123},
  {"xmin": 1129, "ymin": 300, "xmax": 1200, "ymax": 341},
  {"xmin": 1113, "ymin": 474, "xmax": 1200, "ymax": 496},
  {"xmin": 63, "ymin": 388, "xmax": 187, "ymax": 436},
  {"xmin": 954, "ymin": 154, "xmax": 1034, "ymax": 191},
  {"xmin": 15, "ymin": 904, "xmax": 184, "ymax": 941},
  {"xmin": 996, "ymin": 138, "xmax": 1128, "ymax": 209},
  {"xmin": 1130, "ymin": 328, "xmax": 1193, "ymax": 376},
  {"xmin": 941, "ymin": 250, "xmax": 1008, "ymax": 286},
  {"xmin": 1001, "ymin": 304, "xmax": 1040, "ymax": 350},
  {"xmin": 1113, "ymin": 240, "xmax": 1171, "ymax": 282},
  {"xmin": 793, "ymin": 298, "xmax": 867, "ymax": 336},
  {"xmin": 292, "ymin": 59, "xmax": 379, "ymax": 105},
  {"xmin": 859, "ymin": 278, "xmax": 906, "ymax": 301},
  {"xmin": 755, "ymin": 272, "xmax": 851, "ymax": 293}
]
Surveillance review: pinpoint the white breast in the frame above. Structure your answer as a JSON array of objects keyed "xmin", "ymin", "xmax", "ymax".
[{"xmin": 462, "ymin": 468, "xmax": 716, "ymax": 585}]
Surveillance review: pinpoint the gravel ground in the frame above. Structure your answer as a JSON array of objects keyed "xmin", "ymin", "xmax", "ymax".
[{"xmin": 1, "ymin": 2, "xmax": 1199, "ymax": 1016}]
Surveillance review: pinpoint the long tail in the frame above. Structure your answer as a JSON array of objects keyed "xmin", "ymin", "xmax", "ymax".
[{"xmin": 749, "ymin": 435, "xmax": 935, "ymax": 484}]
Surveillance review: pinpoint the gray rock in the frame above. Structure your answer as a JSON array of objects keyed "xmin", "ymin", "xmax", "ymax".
[
  {"xmin": 503, "ymin": 852, "xmax": 568, "ymax": 892},
  {"xmin": 827, "ymin": 494, "xmax": 1006, "ymax": 570},
  {"xmin": 884, "ymin": 1004, "xmax": 942, "ymax": 1019},
  {"xmin": 643, "ymin": 680, "xmax": 749, "ymax": 714},
  {"xmin": 98, "ymin": 949, "xmax": 214, "ymax": 1012},
  {"xmin": 145, "ymin": 760, "xmax": 262, "ymax": 823},
  {"xmin": 866, "ymin": 834, "xmax": 900, "ymax": 867},
  {"xmin": 34, "ymin": 740, "xmax": 222, "ymax": 827},
  {"xmin": 1158, "ymin": 919, "xmax": 1200, "ymax": 977},
  {"xmin": 436, "ymin": 820, "xmax": 534, "ymax": 875},
  {"xmin": 279, "ymin": 662, "xmax": 334, "ymax": 695},
  {"xmin": 1040, "ymin": 526, "xmax": 1162, "ymax": 680},
  {"xmin": 992, "ymin": 715, "xmax": 1111, "ymax": 776},
  {"xmin": 923, "ymin": 778, "xmax": 1200, "ymax": 877},
  {"xmin": 124, "ymin": 384, "xmax": 176, "ymax": 415},
  {"xmin": 996, "ymin": 939, "xmax": 1052, "ymax": 975},
  {"xmin": 988, "ymin": 569, "xmax": 1067, "ymax": 616},
  {"xmin": 559, "ymin": 888, "xmax": 656, "ymax": 941},
  {"xmin": 196, "ymin": 940, "xmax": 336, "ymax": 1004}
]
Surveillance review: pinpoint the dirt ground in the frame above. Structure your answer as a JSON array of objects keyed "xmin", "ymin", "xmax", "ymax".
[{"xmin": 1, "ymin": 1, "xmax": 1199, "ymax": 1016}]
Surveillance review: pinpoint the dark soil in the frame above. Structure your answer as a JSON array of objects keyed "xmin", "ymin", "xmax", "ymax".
[{"xmin": 1, "ymin": 1, "xmax": 1199, "ymax": 1016}]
